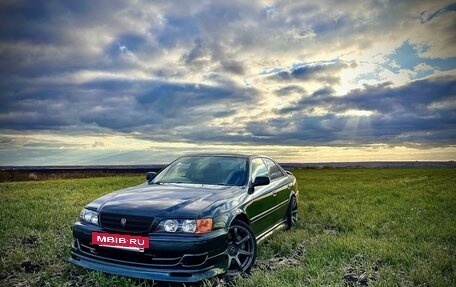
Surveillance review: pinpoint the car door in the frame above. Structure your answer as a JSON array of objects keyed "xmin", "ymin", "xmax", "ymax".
[
  {"xmin": 245, "ymin": 157, "xmax": 278, "ymax": 236},
  {"xmin": 262, "ymin": 157, "xmax": 292, "ymax": 223}
]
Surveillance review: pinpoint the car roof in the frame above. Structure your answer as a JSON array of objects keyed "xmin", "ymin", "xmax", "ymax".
[{"xmin": 181, "ymin": 152, "xmax": 269, "ymax": 159}]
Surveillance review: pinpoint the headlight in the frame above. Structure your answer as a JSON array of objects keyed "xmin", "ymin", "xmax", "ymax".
[
  {"xmin": 157, "ymin": 218, "xmax": 213, "ymax": 234},
  {"xmin": 79, "ymin": 208, "xmax": 99, "ymax": 225},
  {"xmin": 163, "ymin": 219, "xmax": 179, "ymax": 232},
  {"xmin": 182, "ymin": 220, "xmax": 196, "ymax": 233}
]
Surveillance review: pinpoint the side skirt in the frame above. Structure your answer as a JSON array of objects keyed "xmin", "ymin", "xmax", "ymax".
[{"xmin": 256, "ymin": 220, "xmax": 287, "ymax": 243}]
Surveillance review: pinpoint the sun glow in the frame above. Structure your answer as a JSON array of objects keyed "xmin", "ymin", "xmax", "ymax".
[{"xmin": 340, "ymin": 109, "xmax": 375, "ymax": 117}]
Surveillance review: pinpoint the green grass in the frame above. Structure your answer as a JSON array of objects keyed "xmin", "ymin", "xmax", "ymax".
[{"xmin": 0, "ymin": 168, "xmax": 455, "ymax": 286}]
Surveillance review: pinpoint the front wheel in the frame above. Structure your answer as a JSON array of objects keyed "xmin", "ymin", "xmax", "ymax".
[
  {"xmin": 225, "ymin": 220, "xmax": 257, "ymax": 276},
  {"xmin": 286, "ymin": 196, "xmax": 298, "ymax": 229}
]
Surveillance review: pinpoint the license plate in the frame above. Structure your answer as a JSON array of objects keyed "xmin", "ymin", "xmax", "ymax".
[{"xmin": 92, "ymin": 232, "xmax": 149, "ymax": 252}]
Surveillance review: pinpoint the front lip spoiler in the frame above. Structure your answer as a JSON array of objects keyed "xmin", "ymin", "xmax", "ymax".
[
  {"xmin": 69, "ymin": 249, "xmax": 227, "ymax": 283},
  {"xmin": 69, "ymin": 235, "xmax": 228, "ymax": 283}
]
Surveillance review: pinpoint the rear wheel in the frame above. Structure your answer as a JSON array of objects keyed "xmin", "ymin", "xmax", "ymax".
[
  {"xmin": 225, "ymin": 220, "xmax": 257, "ymax": 277},
  {"xmin": 287, "ymin": 196, "xmax": 298, "ymax": 229}
]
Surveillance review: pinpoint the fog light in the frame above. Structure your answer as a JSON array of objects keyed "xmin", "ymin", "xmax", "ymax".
[
  {"xmin": 182, "ymin": 220, "xmax": 196, "ymax": 233},
  {"xmin": 164, "ymin": 219, "xmax": 179, "ymax": 232}
]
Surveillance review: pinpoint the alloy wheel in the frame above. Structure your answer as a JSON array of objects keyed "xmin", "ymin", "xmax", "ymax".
[
  {"xmin": 226, "ymin": 220, "xmax": 256, "ymax": 276},
  {"xmin": 287, "ymin": 197, "xmax": 298, "ymax": 229}
]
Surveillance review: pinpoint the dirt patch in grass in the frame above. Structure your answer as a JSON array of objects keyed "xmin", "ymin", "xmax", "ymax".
[
  {"xmin": 324, "ymin": 226, "xmax": 340, "ymax": 235},
  {"xmin": 255, "ymin": 242, "xmax": 306, "ymax": 271},
  {"xmin": 20, "ymin": 235, "xmax": 39, "ymax": 247},
  {"xmin": 342, "ymin": 255, "xmax": 381, "ymax": 286},
  {"xmin": 66, "ymin": 269, "xmax": 91, "ymax": 287},
  {"xmin": 20, "ymin": 260, "xmax": 45, "ymax": 273}
]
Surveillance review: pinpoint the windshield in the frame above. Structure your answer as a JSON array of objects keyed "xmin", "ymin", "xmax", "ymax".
[{"xmin": 152, "ymin": 156, "xmax": 248, "ymax": 186}]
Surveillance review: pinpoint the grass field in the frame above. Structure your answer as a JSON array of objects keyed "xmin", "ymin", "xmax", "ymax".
[{"xmin": 0, "ymin": 168, "xmax": 455, "ymax": 286}]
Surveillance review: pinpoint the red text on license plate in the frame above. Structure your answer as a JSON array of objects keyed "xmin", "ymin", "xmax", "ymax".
[{"xmin": 92, "ymin": 232, "xmax": 149, "ymax": 249}]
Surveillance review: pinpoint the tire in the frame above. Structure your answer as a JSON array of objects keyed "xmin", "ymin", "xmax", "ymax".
[
  {"xmin": 225, "ymin": 220, "xmax": 257, "ymax": 277},
  {"xmin": 286, "ymin": 196, "xmax": 298, "ymax": 229}
]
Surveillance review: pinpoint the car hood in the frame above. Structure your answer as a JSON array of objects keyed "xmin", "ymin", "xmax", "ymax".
[{"xmin": 86, "ymin": 183, "xmax": 243, "ymax": 218}]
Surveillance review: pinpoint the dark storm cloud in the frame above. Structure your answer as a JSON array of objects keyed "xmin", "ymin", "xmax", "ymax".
[
  {"xmin": 305, "ymin": 78, "xmax": 454, "ymax": 115},
  {"xmin": 84, "ymin": 81, "xmax": 257, "ymax": 132},
  {"xmin": 254, "ymin": 76, "xmax": 456, "ymax": 145},
  {"xmin": 0, "ymin": 78, "xmax": 258, "ymax": 136},
  {"xmin": 420, "ymin": 2, "xmax": 456, "ymax": 23},
  {"xmin": 180, "ymin": 39, "xmax": 247, "ymax": 75},
  {"xmin": 0, "ymin": 0, "xmax": 162, "ymax": 78},
  {"xmin": 0, "ymin": 0, "xmax": 125, "ymax": 43},
  {"xmin": 311, "ymin": 15, "xmax": 351, "ymax": 35},
  {"xmin": 269, "ymin": 62, "xmax": 352, "ymax": 84},
  {"xmin": 274, "ymin": 85, "xmax": 306, "ymax": 96},
  {"xmin": 220, "ymin": 60, "xmax": 246, "ymax": 75}
]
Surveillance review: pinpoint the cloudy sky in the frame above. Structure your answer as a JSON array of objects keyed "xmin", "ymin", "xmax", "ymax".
[{"xmin": 0, "ymin": 0, "xmax": 455, "ymax": 165}]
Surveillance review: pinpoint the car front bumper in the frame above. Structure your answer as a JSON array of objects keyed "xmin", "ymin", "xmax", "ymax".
[{"xmin": 69, "ymin": 222, "xmax": 229, "ymax": 282}]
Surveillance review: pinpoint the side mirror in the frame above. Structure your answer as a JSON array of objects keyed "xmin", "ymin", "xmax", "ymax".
[
  {"xmin": 248, "ymin": 176, "xmax": 270, "ymax": 194},
  {"xmin": 253, "ymin": 176, "xmax": 270, "ymax": 187},
  {"xmin": 146, "ymin": 172, "xmax": 157, "ymax": 182}
]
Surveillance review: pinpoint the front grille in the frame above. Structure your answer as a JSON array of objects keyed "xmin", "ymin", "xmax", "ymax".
[{"xmin": 99, "ymin": 212, "xmax": 153, "ymax": 233}]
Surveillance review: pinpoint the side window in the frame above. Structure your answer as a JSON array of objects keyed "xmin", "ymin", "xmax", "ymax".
[
  {"xmin": 251, "ymin": 158, "xmax": 268, "ymax": 180},
  {"xmin": 263, "ymin": 158, "xmax": 284, "ymax": 180}
]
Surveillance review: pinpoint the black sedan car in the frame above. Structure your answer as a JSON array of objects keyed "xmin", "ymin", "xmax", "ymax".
[{"xmin": 69, "ymin": 154, "xmax": 298, "ymax": 282}]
